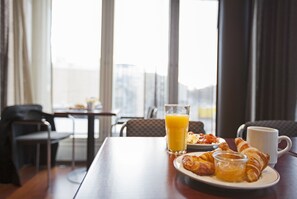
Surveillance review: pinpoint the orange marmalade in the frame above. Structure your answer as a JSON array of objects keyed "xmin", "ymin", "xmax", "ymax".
[{"xmin": 213, "ymin": 151, "xmax": 248, "ymax": 182}]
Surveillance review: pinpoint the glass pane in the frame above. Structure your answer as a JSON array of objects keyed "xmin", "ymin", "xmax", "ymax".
[
  {"xmin": 51, "ymin": 0, "xmax": 101, "ymax": 109},
  {"xmin": 113, "ymin": 0, "xmax": 169, "ymax": 117},
  {"xmin": 179, "ymin": 0, "xmax": 218, "ymax": 134}
]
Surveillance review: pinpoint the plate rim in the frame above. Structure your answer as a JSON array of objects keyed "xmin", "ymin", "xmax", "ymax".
[{"xmin": 174, "ymin": 152, "xmax": 280, "ymax": 190}]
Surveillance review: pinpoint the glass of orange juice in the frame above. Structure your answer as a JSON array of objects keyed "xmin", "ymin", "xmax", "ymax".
[{"xmin": 165, "ymin": 104, "xmax": 190, "ymax": 155}]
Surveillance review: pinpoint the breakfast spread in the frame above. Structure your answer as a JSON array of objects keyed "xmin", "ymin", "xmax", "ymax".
[
  {"xmin": 187, "ymin": 132, "xmax": 220, "ymax": 145},
  {"xmin": 182, "ymin": 137, "xmax": 270, "ymax": 183}
]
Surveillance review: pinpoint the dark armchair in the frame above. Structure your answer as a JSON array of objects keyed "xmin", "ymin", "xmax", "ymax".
[
  {"xmin": 0, "ymin": 104, "xmax": 42, "ymax": 185},
  {"xmin": 0, "ymin": 104, "xmax": 75, "ymax": 186}
]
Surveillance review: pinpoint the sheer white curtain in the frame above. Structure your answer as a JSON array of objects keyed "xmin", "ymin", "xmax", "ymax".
[
  {"xmin": 31, "ymin": 0, "xmax": 52, "ymax": 112},
  {"xmin": 8, "ymin": 0, "xmax": 52, "ymax": 112}
]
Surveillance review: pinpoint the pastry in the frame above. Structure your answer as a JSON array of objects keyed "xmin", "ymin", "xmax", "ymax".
[
  {"xmin": 182, "ymin": 141, "xmax": 231, "ymax": 176},
  {"xmin": 235, "ymin": 137, "xmax": 270, "ymax": 182},
  {"xmin": 182, "ymin": 155, "xmax": 215, "ymax": 176}
]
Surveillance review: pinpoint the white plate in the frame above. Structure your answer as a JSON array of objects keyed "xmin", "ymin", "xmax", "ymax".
[
  {"xmin": 174, "ymin": 152, "xmax": 280, "ymax": 190},
  {"xmin": 187, "ymin": 138, "xmax": 226, "ymax": 150}
]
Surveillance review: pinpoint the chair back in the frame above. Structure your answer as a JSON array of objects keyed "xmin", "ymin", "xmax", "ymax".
[
  {"xmin": 26, "ymin": 110, "xmax": 56, "ymax": 131},
  {"xmin": 8, "ymin": 108, "xmax": 56, "ymax": 138},
  {"xmin": 1, "ymin": 104, "xmax": 42, "ymax": 121},
  {"xmin": 1, "ymin": 104, "xmax": 44, "ymax": 138},
  {"xmin": 145, "ymin": 107, "xmax": 158, "ymax": 119},
  {"xmin": 123, "ymin": 119, "xmax": 165, "ymax": 137},
  {"xmin": 120, "ymin": 119, "xmax": 205, "ymax": 137},
  {"xmin": 237, "ymin": 120, "xmax": 297, "ymax": 139},
  {"xmin": 189, "ymin": 121, "xmax": 206, "ymax": 134}
]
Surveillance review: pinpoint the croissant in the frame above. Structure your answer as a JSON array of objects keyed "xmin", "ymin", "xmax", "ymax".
[
  {"xmin": 235, "ymin": 137, "xmax": 270, "ymax": 182},
  {"xmin": 182, "ymin": 155, "xmax": 215, "ymax": 176},
  {"xmin": 217, "ymin": 141, "xmax": 231, "ymax": 151},
  {"xmin": 182, "ymin": 141, "xmax": 231, "ymax": 176}
]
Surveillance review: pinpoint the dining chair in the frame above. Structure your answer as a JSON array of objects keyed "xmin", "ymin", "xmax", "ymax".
[
  {"xmin": 119, "ymin": 119, "xmax": 205, "ymax": 137},
  {"xmin": 1, "ymin": 104, "xmax": 75, "ymax": 186},
  {"xmin": 0, "ymin": 104, "xmax": 42, "ymax": 185},
  {"xmin": 237, "ymin": 120, "xmax": 297, "ymax": 139},
  {"xmin": 112, "ymin": 106, "xmax": 158, "ymax": 135}
]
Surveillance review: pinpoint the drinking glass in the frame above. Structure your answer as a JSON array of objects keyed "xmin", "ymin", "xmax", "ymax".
[{"xmin": 165, "ymin": 104, "xmax": 190, "ymax": 155}]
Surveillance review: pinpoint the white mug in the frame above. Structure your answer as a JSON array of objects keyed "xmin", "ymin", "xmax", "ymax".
[{"xmin": 246, "ymin": 126, "xmax": 292, "ymax": 167}]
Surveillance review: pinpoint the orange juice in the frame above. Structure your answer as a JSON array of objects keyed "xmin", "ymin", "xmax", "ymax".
[{"xmin": 165, "ymin": 114, "xmax": 189, "ymax": 153}]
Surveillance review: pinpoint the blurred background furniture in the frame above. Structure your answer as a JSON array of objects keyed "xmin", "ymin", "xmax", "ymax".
[
  {"xmin": 53, "ymin": 109, "xmax": 118, "ymax": 184},
  {"xmin": 54, "ymin": 109, "xmax": 118, "ymax": 169},
  {"xmin": 237, "ymin": 120, "xmax": 297, "ymax": 139},
  {"xmin": 112, "ymin": 106, "xmax": 157, "ymax": 135},
  {"xmin": 0, "ymin": 104, "xmax": 75, "ymax": 186},
  {"xmin": 0, "ymin": 104, "xmax": 42, "ymax": 185},
  {"xmin": 120, "ymin": 119, "xmax": 205, "ymax": 137}
]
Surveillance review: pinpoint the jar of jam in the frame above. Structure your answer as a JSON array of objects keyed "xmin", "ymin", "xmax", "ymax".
[{"xmin": 213, "ymin": 151, "xmax": 248, "ymax": 182}]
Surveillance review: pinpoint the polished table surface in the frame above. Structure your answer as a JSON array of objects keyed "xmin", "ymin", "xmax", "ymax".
[
  {"xmin": 74, "ymin": 137, "xmax": 297, "ymax": 199},
  {"xmin": 54, "ymin": 109, "xmax": 117, "ymax": 169}
]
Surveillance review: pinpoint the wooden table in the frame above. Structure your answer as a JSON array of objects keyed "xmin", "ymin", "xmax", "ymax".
[
  {"xmin": 74, "ymin": 137, "xmax": 297, "ymax": 199},
  {"xmin": 54, "ymin": 109, "xmax": 117, "ymax": 169}
]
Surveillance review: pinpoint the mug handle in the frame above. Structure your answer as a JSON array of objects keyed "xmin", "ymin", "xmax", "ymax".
[{"xmin": 278, "ymin": 136, "xmax": 292, "ymax": 157}]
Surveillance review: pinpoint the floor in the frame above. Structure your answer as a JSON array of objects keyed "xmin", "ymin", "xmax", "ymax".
[
  {"xmin": 0, "ymin": 124, "xmax": 123, "ymax": 199},
  {"xmin": 0, "ymin": 162, "xmax": 85, "ymax": 199}
]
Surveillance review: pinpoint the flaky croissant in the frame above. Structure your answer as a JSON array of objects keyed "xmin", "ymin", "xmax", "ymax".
[
  {"xmin": 182, "ymin": 155, "xmax": 215, "ymax": 176},
  {"xmin": 217, "ymin": 141, "xmax": 231, "ymax": 151},
  {"xmin": 235, "ymin": 137, "xmax": 270, "ymax": 182},
  {"xmin": 182, "ymin": 141, "xmax": 231, "ymax": 176}
]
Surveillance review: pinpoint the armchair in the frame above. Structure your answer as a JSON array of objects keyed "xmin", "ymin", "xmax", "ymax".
[{"xmin": 0, "ymin": 104, "xmax": 75, "ymax": 186}]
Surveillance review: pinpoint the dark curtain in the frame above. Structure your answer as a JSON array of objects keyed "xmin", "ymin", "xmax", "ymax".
[
  {"xmin": 217, "ymin": 0, "xmax": 297, "ymax": 137},
  {"xmin": 217, "ymin": 0, "xmax": 253, "ymax": 137},
  {"xmin": 256, "ymin": 0, "xmax": 297, "ymax": 120},
  {"xmin": 0, "ymin": 0, "xmax": 9, "ymax": 112}
]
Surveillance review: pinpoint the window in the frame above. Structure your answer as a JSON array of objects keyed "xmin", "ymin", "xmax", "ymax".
[
  {"xmin": 51, "ymin": 0, "xmax": 218, "ymax": 135},
  {"xmin": 179, "ymin": 0, "xmax": 218, "ymax": 133},
  {"xmin": 112, "ymin": 0, "xmax": 218, "ymax": 133},
  {"xmin": 51, "ymin": 0, "xmax": 101, "ymax": 109},
  {"xmin": 51, "ymin": 0, "xmax": 102, "ymax": 136},
  {"xmin": 113, "ymin": 0, "xmax": 169, "ymax": 117}
]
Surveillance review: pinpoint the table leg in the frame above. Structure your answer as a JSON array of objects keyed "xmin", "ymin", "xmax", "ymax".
[{"xmin": 87, "ymin": 114, "xmax": 95, "ymax": 170}]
